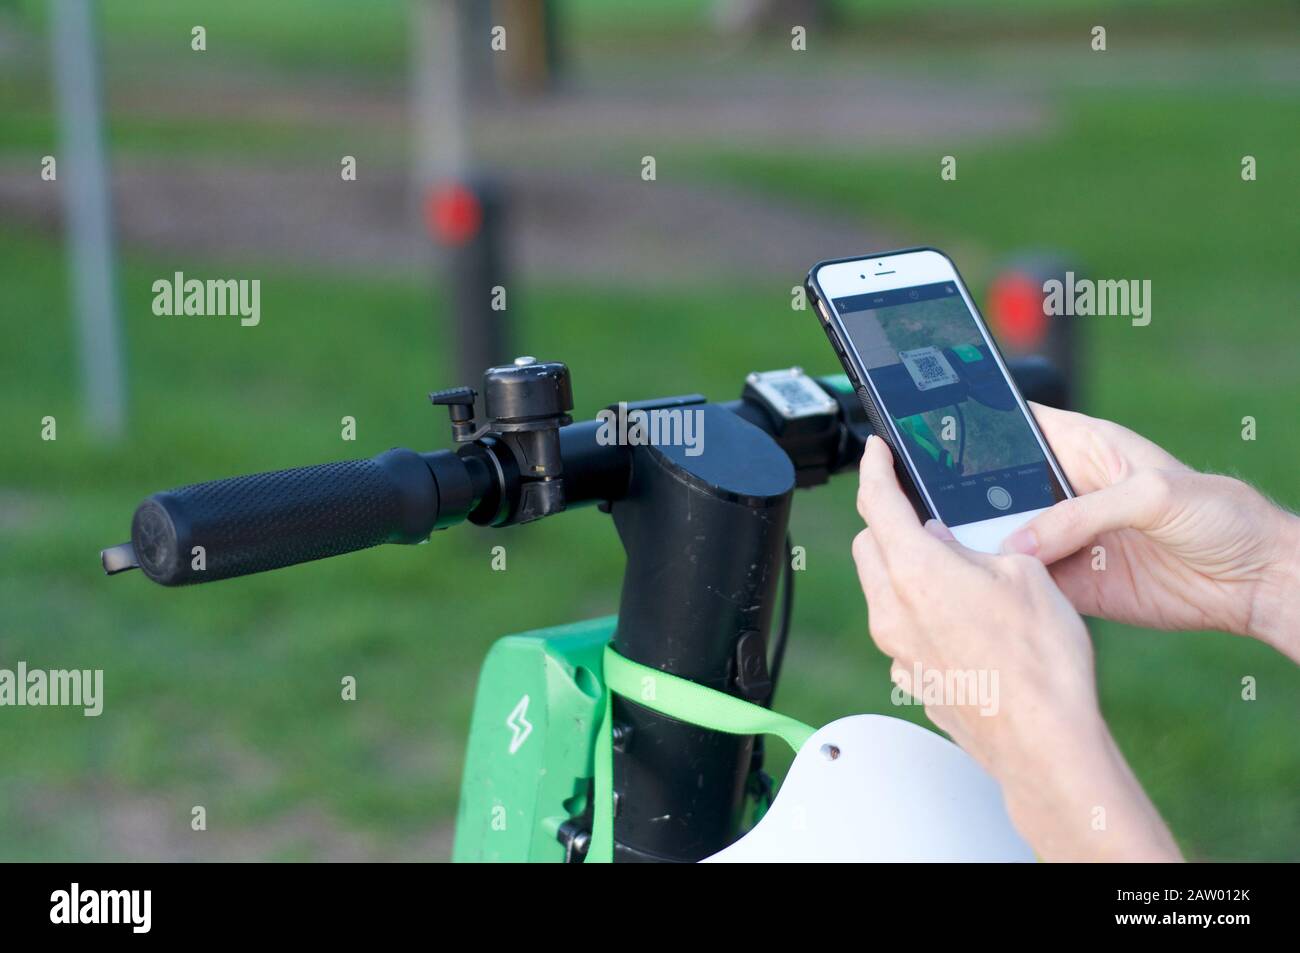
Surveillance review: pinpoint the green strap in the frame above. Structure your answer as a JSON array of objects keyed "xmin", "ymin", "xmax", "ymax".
[{"xmin": 585, "ymin": 645, "xmax": 817, "ymax": 863}]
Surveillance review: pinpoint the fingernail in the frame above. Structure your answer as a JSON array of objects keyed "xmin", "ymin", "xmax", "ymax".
[
  {"xmin": 923, "ymin": 519, "xmax": 955, "ymax": 541},
  {"xmin": 1001, "ymin": 528, "xmax": 1039, "ymax": 556}
]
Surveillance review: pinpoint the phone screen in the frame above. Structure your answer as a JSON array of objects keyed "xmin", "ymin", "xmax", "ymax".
[{"xmin": 831, "ymin": 280, "xmax": 1068, "ymax": 526}]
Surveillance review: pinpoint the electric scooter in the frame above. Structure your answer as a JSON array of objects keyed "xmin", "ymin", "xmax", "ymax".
[{"xmin": 102, "ymin": 357, "xmax": 1068, "ymax": 862}]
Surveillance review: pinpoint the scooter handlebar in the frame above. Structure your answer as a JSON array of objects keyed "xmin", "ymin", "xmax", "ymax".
[
  {"xmin": 111, "ymin": 358, "xmax": 1065, "ymax": 587},
  {"xmin": 125, "ymin": 448, "xmax": 445, "ymax": 586}
]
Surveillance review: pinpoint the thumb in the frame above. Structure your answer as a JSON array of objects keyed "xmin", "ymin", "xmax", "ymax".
[{"xmin": 1002, "ymin": 469, "xmax": 1176, "ymax": 564}]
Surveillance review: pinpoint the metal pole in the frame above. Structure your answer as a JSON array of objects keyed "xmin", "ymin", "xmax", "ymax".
[
  {"xmin": 411, "ymin": 0, "xmax": 469, "ymax": 184},
  {"xmin": 411, "ymin": 0, "xmax": 511, "ymax": 398},
  {"xmin": 50, "ymin": 0, "xmax": 127, "ymax": 441}
]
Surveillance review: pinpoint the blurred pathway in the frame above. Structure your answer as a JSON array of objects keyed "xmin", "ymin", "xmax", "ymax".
[
  {"xmin": 0, "ymin": 64, "xmax": 1050, "ymax": 285},
  {"xmin": 0, "ymin": 161, "xmax": 904, "ymax": 286}
]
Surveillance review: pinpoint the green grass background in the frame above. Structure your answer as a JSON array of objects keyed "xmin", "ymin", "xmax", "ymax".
[{"xmin": 1, "ymin": 1, "xmax": 1297, "ymax": 860}]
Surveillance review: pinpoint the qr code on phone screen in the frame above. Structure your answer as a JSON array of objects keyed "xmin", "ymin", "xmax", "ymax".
[{"xmin": 899, "ymin": 346, "xmax": 959, "ymax": 391}]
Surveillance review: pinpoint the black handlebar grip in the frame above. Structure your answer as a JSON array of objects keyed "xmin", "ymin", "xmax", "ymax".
[{"xmin": 130, "ymin": 448, "xmax": 440, "ymax": 586}]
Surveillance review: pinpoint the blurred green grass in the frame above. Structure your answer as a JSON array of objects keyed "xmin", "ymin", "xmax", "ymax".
[{"xmin": 1, "ymin": 2, "xmax": 1298, "ymax": 861}]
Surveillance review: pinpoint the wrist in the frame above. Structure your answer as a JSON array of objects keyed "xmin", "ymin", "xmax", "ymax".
[
  {"xmin": 999, "ymin": 710, "xmax": 1181, "ymax": 861},
  {"xmin": 1247, "ymin": 510, "xmax": 1300, "ymax": 661}
]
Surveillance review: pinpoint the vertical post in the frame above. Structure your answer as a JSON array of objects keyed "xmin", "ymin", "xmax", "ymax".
[
  {"xmin": 986, "ymin": 253, "xmax": 1081, "ymax": 410},
  {"xmin": 411, "ymin": 0, "xmax": 469, "ymax": 185},
  {"xmin": 426, "ymin": 180, "xmax": 509, "ymax": 397},
  {"xmin": 496, "ymin": 0, "xmax": 555, "ymax": 94},
  {"xmin": 411, "ymin": 0, "xmax": 510, "ymax": 396},
  {"xmin": 50, "ymin": 0, "xmax": 127, "ymax": 441}
]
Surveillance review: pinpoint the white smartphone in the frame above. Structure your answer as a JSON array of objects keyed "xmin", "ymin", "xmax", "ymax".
[{"xmin": 807, "ymin": 247, "xmax": 1073, "ymax": 553}]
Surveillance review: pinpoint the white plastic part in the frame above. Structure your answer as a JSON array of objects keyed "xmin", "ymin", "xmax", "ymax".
[
  {"xmin": 703, "ymin": 714, "xmax": 1035, "ymax": 862},
  {"xmin": 948, "ymin": 505, "xmax": 1047, "ymax": 554}
]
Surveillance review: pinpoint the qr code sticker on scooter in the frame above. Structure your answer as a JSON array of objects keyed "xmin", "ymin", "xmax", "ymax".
[
  {"xmin": 768, "ymin": 377, "xmax": 819, "ymax": 414},
  {"xmin": 899, "ymin": 347, "xmax": 959, "ymax": 391}
]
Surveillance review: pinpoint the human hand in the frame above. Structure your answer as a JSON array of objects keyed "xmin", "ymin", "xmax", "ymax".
[
  {"xmin": 1007, "ymin": 404, "xmax": 1300, "ymax": 660},
  {"xmin": 853, "ymin": 435, "xmax": 1181, "ymax": 861}
]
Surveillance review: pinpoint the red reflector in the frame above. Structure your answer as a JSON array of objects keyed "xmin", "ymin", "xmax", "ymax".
[
  {"xmin": 425, "ymin": 183, "xmax": 482, "ymax": 246},
  {"xmin": 987, "ymin": 273, "xmax": 1047, "ymax": 350}
]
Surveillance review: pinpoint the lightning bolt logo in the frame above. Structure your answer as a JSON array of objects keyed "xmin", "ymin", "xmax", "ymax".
[{"xmin": 506, "ymin": 694, "xmax": 533, "ymax": 755}]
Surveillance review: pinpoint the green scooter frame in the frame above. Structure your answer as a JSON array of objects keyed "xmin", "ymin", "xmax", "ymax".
[{"xmin": 453, "ymin": 617, "xmax": 614, "ymax": 863}]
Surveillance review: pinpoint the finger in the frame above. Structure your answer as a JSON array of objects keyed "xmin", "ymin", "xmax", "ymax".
[
  {"xmin": 922, "ymin": 518, "xmax": 1005, "ymax": 577},
  {"xmin": 856, "ymin": 436, "xmax": 934, "ymax": 560},
  {"xmin": 1026, "ymin": 403, "xmax": 1111, "ymax": 495},
  {"xmin": 851, "ymin": 527, "xmax": 899, "ymax": 613},
  {"xmin": 1046, "ymin": 547, "xmax": 1108, "ymax": 617},
  {"xmin": 1029, "ymin": 402, "xmax": 1187, "ymax": 495},
  {"xmin": 853, "ymin": 529, "xmax": 911, "ymax": 657},
  {"xmin": 1002, "ymin": 468, "xmax": 1179, "ymax": 564},
  {"xmin": 923, "ymin": 518, "xmax": 956, "ymax": 541}
]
